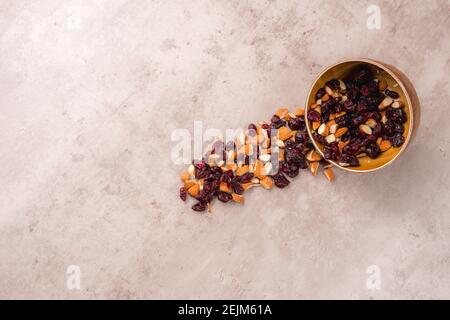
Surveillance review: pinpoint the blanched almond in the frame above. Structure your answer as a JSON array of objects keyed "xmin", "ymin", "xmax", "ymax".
[
  {"xmin": 339, "ymin": 80, "xmax": 346, "ymax": 91},
  {"xmin": 260, "ymin": 176, "xmax": 274, "ymax": 189},
  {"xmin": 232, "ymin": 193, "xmax": 244, "ymax": 204},
  {"xmin": 335, "ymin": 127, "xmax": 348, "ymax": 138},
  {"xmin": 329, "ymin": 124, "xmax": 338, "ymax": 134},
  {"xmin": 359, "ymin": 124, "xmax": 372, "ymax": 135},
  {"xmin": 309, "ymin": 162, "xmax": 319, "ymax": 176},
  {"xmin": 188, "ymin": 164, "xmax": 195, "ymax": 176},
  {"xmin": 316, "ymin": 99, "xmax": 322, "ymax": 105},
  {"xmin": 323, "ymin": 167, "xmax": 335, "ymax": 182},
  {"xmin": 306, "ymin": 149, "xmax": 322, "ymax": 162},
  {"xmin": 318, "ymin": 123, "xmax": 329, "ymax": 136},
  {"xmin": 391, "ymin": 100, "xmax": 404, "ymax": 109},
  {"xmin": 380, "ymin": 140, "xmax": 392, "ymax": 152},
  {"xmin": 325, "ymin": 86, "xmax": 333, "ymax": 96},
  {"xmin": 378, "ymin": 97, "xmax": 393, "ymax": 110},
  {"xmin": 180, "ymin": 172, "xmax": 190, "ymax": 181},
  {"xmin": 263, "ymin": 162, "xmax": 273, "ymax": 175},
  {"xmin": 325, "ymin": 134, "xmax": 336, "ymax": 143}
]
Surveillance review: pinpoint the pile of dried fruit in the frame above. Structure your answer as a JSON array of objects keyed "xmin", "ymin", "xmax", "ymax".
[
  {"xmin": 308, "ymin": 66, "xmax": 407, "ymax": 167},
  {"xmin": 179, "ymin": 108, "xmax": 334, "ymax": 212}
]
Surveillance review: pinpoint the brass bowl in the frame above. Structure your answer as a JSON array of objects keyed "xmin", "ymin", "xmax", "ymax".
[{"xmin": 305, "ymin": 58, "xmax": 420, "ymax": 172}]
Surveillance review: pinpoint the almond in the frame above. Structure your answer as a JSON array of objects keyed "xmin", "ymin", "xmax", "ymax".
[
  {"xmin": 391, "ymin": 100, "xmax": 404, "ymax": 109},
  {"xmin": 378, "ymin": 79, "xmax": 387, "ymax": 91},
  {"xmin": 276, "ymin": 139, "xmax": 285, "ymax": 148},
  {"xmin": 335, "ymin": 111, "xmax": 346, "ymax": 118},
  {"xmin": 187, "ymin": 183, "xmax": 200, "ymax": 197},
  {"xmin": 263, "ymin": 162, "xmax": 273, "ymax": 175},
  {"xmin": 335, "ymin": 127, "xmax": 348, "ymax": 138},
  {"xmin": 306, "ymin": 149, "xmax": 322, "ymax": 162},
  {"xmin": 275, "ymin": 107, "xmax": 289, "ymax": 118},
  {"xmin": 278, "ymin": 149, "xmax": 285, "ymax": 161},
  {"xmin": 323, "ymin": 167, "xmax": 335, "ymax": 182},
  {"xmin": 378, "ymin": 97, "xmax": 393, "ymax": 110},
  {"xmin": 277, "ymin": 126, "xmax": 294, "ymax": 141},
  {"xmin": 359, "ymin": 124, "xmax": 372, "ymax": 135},
  {"xmin": 295, "ymin": 107, "xmax": 305, "ymax": 116},
  {"xmin": 232, "ymin": 193, "xmax": 244, "ymax": 204},
  {"xmin": 309, "ymin": 162, "xmax": 320, "ymax": 176},
  {"xmin": 325, "ymin": 86, "xmax": 334, "ymax": 96},
  {"xmin": 315, "ymin": 106, "xmax": 321, "ymax": 114},
  {"xmin": 180, "ymin": 172, "xmax": 190, "ymax": 182},
  {"xmin": 325, "ymin": 134, "xmax": 336, "ymax": 143},
  {"xmin": 338, "ymin": 140, "xmax": 349, "ymax": 152},
  {"xmin": 380, "ymin": 140, "xmax": 392, "ymax": 152},
  {"xmin": 242, "ymin": 182, "xmax": 254, "ymax": 191},
  {"xmin": 225, "ymin": 163, "xmax": 238, "ymax": 171},
  {"xmin": 220, "ymin": 182, "xmax": 231, "ymax": 193},
  {"xmin": 365, "ymin": 118, "xmax": 377, "ymax": 128},
  {"xmin": 184, "ymin": 180, "xmax": 196, "ymax": 190},
  {"xmin": 381, "ymin": 114, "xmax": 388, "ymax": 124},
  {"xmin": 236, "ymin": 165, "xmax": 249, "ymax": 176},
  {"xmin": 329, "ymin": 113, "xmax": 336, "ymax": 120},
  {"xmin": 254, "ymin": 160, "xmax": 265, "ymax": 179},
  {"xmin": 326, "ymin": 119, "xmax": 336, "ymax": 127},
  {"xmin": 318, "ymin": 123, "xmax": 329, "ymax": 136},
  {"xmin": 312, "ymin": 121, "xmax": 321, "ymax": 130},
  {"xmin": 322, "ymin": 94, "xmax": 330, "ymax": 102},
  {"xmin": 188, "ymin": 164, "xmax": 195, "ymax": 176},
  {"xmin": 329, "ymin": 124, "xmax": 338, "ymax": 134},
  {"xmin": 376, "ymin": 137, "xmax": 382, "ymax": 145},
  {"xmin": 260, "ymin": 176, "xmax": 274, "ymax": 189}
]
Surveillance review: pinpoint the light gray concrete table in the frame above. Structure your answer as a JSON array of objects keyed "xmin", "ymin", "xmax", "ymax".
[{"xmin": 0, "ymin": 0, "xmax": 449, "ymax": 299}]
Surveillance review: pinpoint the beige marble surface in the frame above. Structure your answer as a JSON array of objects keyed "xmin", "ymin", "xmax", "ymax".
[{"xmin": 1, "ymin": 0, "xmax": 449, "ymax": 299}]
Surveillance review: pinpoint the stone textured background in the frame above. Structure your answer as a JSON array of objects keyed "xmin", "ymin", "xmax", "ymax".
[{"xmin": 0, "ymin": 0, "xmax": 449, "ymax": 299}]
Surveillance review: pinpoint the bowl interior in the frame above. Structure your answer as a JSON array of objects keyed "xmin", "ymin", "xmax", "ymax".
[{"xmin": 306, "ymin": 60, "xmax": 412, "ymax": 172}]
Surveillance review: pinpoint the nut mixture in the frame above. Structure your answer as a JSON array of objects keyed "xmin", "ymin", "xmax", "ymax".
[
  {"xmin": 308, "ymin": 66, "xmax": 407, "ymax": 167},
  {"xmin": 179, "ymin": 108, "xmax": 334, "ymax": 212}
]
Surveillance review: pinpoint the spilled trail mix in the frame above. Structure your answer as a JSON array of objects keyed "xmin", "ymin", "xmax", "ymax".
[{"xmin": 178, "ymin": 107, "xmax": 334, "ymax": 212}]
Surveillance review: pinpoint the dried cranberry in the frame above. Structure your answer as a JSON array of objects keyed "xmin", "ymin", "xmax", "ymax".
[
  {"xmin": 307, "ymin": 110, "xmax": 321, "ymax": 122},
  {"xmin": 323, "ymin": 142, "xmax": 340, "ymax": 161},
  {"xmin": 271, "ymin": 115, "xmax": 281, "ymax": 123},
  {"xmin": 316, "ymin": 88, "xmax": 326, "ymax": 99},
  {"xmin": 360, "ymin": 85, "xmax": 371, "ymax": 97},
  {"xmin": 365, "ymin": 143, "xmax": 381, "ymax": 159},
  {"xmin": 390, "ymin": 133, "xmax": 405, "ymax": 147},
  {"xmin": 326, "ymin": 79, "xmax": 340, "ymax": 90},
  {"xmin": 237, "ymin": 172, "xmax": 254, "ymax": 183},
  {"xmin": 179, "ymin": 187, "xmax": 187, "ymax": 201},
  {"xmin": 383, "ymin": 120, "xmax": 396, "ymax": 136},
  {"xmin": 339, "ymin": 154, "xmax": 360, "ymax": 167},
  {"xmin": 272, "ymin": 172, "xmax": 290, "ymax": 188},
  {"xmin": 288, "ymin": 117, "xmax": 305, "ymax": 131},
  {"xmin": 285, "ymin": 148, "xmax": 306, "ymax": 166},
  {"xmin": 342, "ymin": 100, "xmax": 356, "ymax": 112},
  {"xmin": 192, "ymin": 202, "xmax": 207, "ymax": 212},
  {"xmin": 295, "ymin": 131, "xmax": 308, "ymax": 144},
  {"xmin": 385, "ymin": 89, "xmax": 400, "ymax": 99},
  {"xmin": 394, "ymin": 123, "xmax": 404, "ymax": 134},
  {"xmin": 231, "ymin": 180, "xmax": 244, "ymax": 195},
  {"xmin": 389, "ymin": 108, "xmax": 407, "ymax": 124},
  {"xmin": 353, "ymin": 66, "xmax": 373, "ymax": 84},
  {"xmin": 335, "ymin": 114, "xmax": 350, "ymax": 127},
  {"xmin": 286, "ymin": 164, "xmax": 300, "ymax": 178},
  {"xmin": 217, "ymin": 192, "xmax": 232, "ymax": 203}
]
